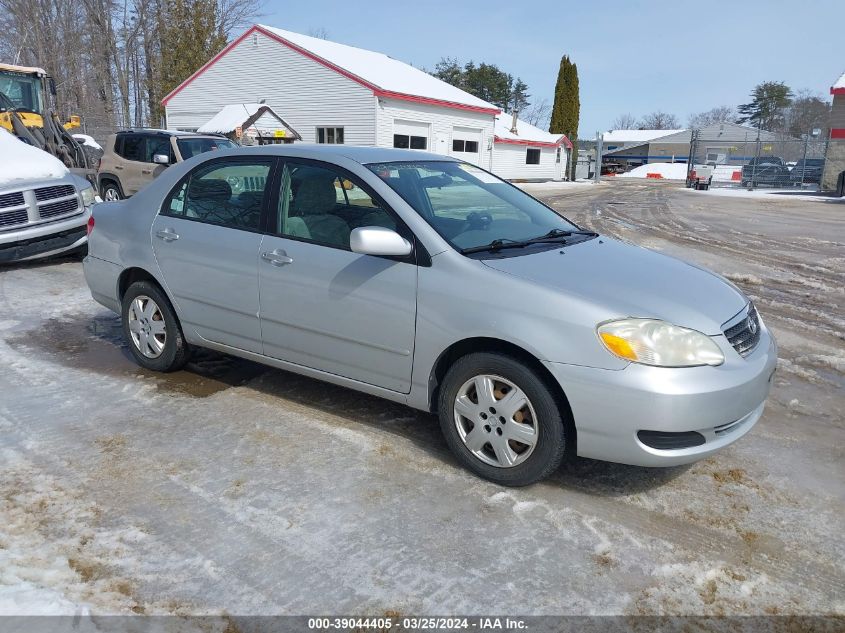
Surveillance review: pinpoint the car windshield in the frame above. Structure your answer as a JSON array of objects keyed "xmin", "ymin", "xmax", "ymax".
[
  {"xmin": 177, "ymin": 137, "xmax": 237, "ymax": 159},
  {"xmin": 366, "ymin": 161, "xmax": 581, "ymax": 253}
]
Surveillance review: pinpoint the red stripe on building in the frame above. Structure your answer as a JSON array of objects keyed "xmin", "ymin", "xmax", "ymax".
[
  {"xmin": 831, "ymin": 87, "xmax": 845, "ymax": 95},
  {"xmin": 494, "ymin": 134, "xmax": 573, "ymax": 149},
  {"xmin": 830, "ymin": 128, "xmax": 845, "ymax": 139}
]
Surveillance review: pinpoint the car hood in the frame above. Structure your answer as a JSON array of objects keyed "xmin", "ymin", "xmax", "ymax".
[{"xmin": 482, "ymin": 237, "xmax": 747, "ymax": 335}]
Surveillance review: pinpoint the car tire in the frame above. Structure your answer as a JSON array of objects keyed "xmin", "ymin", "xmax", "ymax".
[
  {"xmin": 101, "ymin": 180, "xmax": 123, "ymax": 202},
  {"xmin": 121, "ymin": 281, "xmax": 189, "ymax": 372},
  {"xmin": 437, "ymin": 352, "xmax": 569, "ymax": 486}
]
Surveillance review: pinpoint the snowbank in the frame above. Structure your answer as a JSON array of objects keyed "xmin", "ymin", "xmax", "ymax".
[
  {"xmin": 0, "ymin": 129, "xmax": 68, "ymax": 185},
  {"xmin": 619, "ymin": 162, "xmax": 688, "ymax": 180},
  {"xmin": 72, "ymin": 134, "xmax": 102, "ymax": 151}
]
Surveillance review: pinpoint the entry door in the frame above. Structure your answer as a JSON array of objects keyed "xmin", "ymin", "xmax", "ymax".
[
  {"xmin": 151, "ymin": 157, "xmax": 274, "ymax": 353},
  {"xmin": 258, "ymin": 160, "xmax": 417, "ymax": 393}
]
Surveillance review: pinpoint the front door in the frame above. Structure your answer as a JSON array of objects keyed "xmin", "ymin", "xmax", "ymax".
[
  {"xmin": 151, "ymin": 156, "xmax": 274, "ymax": 353},
  {"xmin": 258, "ymin": 159, "xmax": 417, "ymax": 393}
]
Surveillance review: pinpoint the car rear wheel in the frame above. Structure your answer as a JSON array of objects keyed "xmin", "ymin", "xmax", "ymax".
[
  {"xmin": 121, "ymin": 281, "xmax": 188, "ymax": 372},
  {"xmin": 101, "ymin": 181, "xmax": 122, "ymax": 201},
  {"xmin": 438, "ymin": 352, "xmax": 568, "ymax": 486}
]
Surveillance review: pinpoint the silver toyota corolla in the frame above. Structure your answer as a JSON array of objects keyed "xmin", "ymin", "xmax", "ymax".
[{"xmin": 83, "ymin": 145, "xmax": 777, "ymax": 486}]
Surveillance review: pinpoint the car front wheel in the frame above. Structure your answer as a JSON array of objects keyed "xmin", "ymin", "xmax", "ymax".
[
  {"xmin": 101, "ymin": 181, "xmax": 122, "ymax": 201},
  {"xmin": 438, "ymin": 352, "xmax": 569, "ymax": 486},
  {"xmin": 121, "ymin": 281, "xmax": 188, "ymax": 372}
]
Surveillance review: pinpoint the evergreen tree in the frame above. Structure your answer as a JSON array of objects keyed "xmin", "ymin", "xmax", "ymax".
[
  {"xmin": 550, "ymin": 56, "xmax": 579, "ymax": 179},
  {"xmin": 431, "ymin": 57, "xmax": 530, "ymax": 113},
  {"xmin": 737, "ymin": 81, "xmax": 793, "ymax": 131},
  {"xmin": 157, "ymin": 0, "xmax": 227, "ymax": 111}
]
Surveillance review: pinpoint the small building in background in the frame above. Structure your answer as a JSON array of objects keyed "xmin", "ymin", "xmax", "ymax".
[
  {"xmin": 197, "ymin": 103, "xmax": 301, "ymax": 145},
  {"xmin": 492, "ymin": 112, "xmax": 570, "ymax": 180},
  {"xmin": 822, "ymin": 71, "xmax": 845, "ymax": 194}
]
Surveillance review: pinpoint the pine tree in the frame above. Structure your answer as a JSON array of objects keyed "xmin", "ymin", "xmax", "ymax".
[
  {"xmin": 550, "ymin": 56, "xmax": 580, "ymax": 180},
  {"xmin": 737, "ymin": 81, "xmax": 793, "ymax": 132}
]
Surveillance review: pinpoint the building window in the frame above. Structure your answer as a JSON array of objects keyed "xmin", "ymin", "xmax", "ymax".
[
  {"xmin": 317, "ymin": 127, "xmax": 344, "ymax": 144},
  {"xmin": 556, "ymin": 147, "xmax": 561, "ymax": 163},
  {"xmin": 394, "ymin": 134, "xmax": 427, "ymax": 150},
  {"xmin": 452, "ymin": 139, "xmax": 479, "ymax": 153},
  {"xmin": 526, "ymin": 148, "xmax": 541, "ymax": 165}
]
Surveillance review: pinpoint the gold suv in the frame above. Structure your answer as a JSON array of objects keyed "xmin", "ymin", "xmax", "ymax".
[{"xmin": 97, "ymin": 129, "xmax": 237, "ymax": 201}]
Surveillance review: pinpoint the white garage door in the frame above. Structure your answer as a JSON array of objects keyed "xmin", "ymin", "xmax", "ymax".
[
  {"xmin": 393, "ymin": 120, "xmax": 430, "ymax": 151},
  {"xmin": 451, "ymin": 126, "xmax": 483, "ymax": 164}
]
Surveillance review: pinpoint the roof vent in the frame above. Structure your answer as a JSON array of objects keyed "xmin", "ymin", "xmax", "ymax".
[
  {"xmin": 510, "ymin": 110, "xmax": 518, "ymax": 135},
  {"xmin": 252, "ymin": 32, "xmax": 259, "ymax": 47}
]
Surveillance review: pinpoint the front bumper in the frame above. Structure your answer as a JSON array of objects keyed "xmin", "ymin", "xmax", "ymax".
[
  {"xmin": 544, "ymin": 329, "xmax": 778, "ymax": 467},
  {"xmin": 0, "ymin": 214, "xmax": 89, "ymax": 264}
]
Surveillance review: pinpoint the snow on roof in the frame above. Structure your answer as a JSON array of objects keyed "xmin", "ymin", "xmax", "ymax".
[
  {"xmin": 494, "ymin": 112, "xmax": 567, "ymax": 146},
  {"xmin": 257, "ymin": 25, "xmax": 498, "ymax": 112},
  {"xmin": 0, "ymin": 62, "xmax": 47, "ymax": 76},
  {"xmin": 833, "ymin": 70, "xmax": 845, "ymax": 91},
  {"xmin": 603, "ymin": 129, "xmax": 684, "ymax": 144},
  {"xmin": 198, "ymin": 103, "xmax": 264, "ymax": 134},
  {"xmin": 0, "ymin": 129, "xmax": 68, "ymax": 186}
]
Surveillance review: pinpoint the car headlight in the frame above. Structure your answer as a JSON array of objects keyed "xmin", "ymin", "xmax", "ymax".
[
  {"xmin": 597, "ymin": 318, "xmax": 724, "ymax": 367},
  {"xmin": 80, "ymin": 185, "xmax": 97, "ymax": 207}
]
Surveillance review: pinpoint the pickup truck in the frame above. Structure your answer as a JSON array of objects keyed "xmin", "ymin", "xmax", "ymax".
[
  {"xmin": 686, "ymin": 164, "xmax": 714, "ymax": 190},
  {"xmin": 0, "ymin": 129, "xmax": 98, "ymax": 263}
]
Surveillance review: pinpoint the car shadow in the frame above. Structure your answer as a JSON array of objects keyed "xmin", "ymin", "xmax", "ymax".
[{"xmin": 17, "ymin": 309, "xmax": 690, "ymax": 495}]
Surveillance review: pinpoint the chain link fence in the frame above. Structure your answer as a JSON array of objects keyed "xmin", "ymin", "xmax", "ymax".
[{"xmin": 688, "ymin": 130, "xmax": 828, "ymax": 189}]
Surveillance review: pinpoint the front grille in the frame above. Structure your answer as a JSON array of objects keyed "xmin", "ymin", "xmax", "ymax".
[
  {"xmin": 0, "ymin": 208, "xmax": 29, "ymax": 228},
  {"xmin": 724, "ymin": 304, "xmax": 761, "ymax": 357},
  {"xmin": 35, "ymin": 185, "xmax": 75, "ymax": 201},
  {"xmin": 38, "ymin": 197, "xmax": 80, "ymax": 219},
  {"xmin": 0, "ymin": 191, "xmax": 25, "ymax": 209}
]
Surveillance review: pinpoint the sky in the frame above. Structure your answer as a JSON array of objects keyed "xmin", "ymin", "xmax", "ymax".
[{"xmin": 262, "ymin": 0, "xmax": 845, "ymax": 137}]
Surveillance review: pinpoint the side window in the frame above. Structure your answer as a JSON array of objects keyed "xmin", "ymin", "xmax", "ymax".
[
  {"xmin": 146, "ymin": 136, "xmax": 173, "ymax": 163},
  {"xmin": 121, "ymin": 134, "xmax": 145, "ymax": 162},
  {"xmin": 275, "ymin": 161, "xmax": 396, "ymax": 249},
  {"xmin": 526, "ymin": 148, "xmax": 541, "ymax": 165},
  {"xmin": 162, "ymin": 159, "xmax": 272, "ymax": 231}
]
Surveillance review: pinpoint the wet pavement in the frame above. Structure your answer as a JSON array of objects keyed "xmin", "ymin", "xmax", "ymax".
[{"xmin": 0, "ymin": 180, "xmax": 842, "ymax": 616}]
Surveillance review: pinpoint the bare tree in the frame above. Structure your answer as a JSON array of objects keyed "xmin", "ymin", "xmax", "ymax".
[
  {"xmin": 307, "ymin": 27, "xmax": 329, "ymax": 40},
  {"xmin": 639, "ymin": 111, "xmax": 680, "ymax": 129},
  {"xmin": 687, "ymin": 105, "xmax": 737, "ymax": 128},
  {"xmin": 522, "ymin": 98, "xmax": 552, "ymax": 129},
  {"xmin": 785, "ymin": 89, "xmax": 831, "ymax": 138},
  {"xmin": 610, "ymin": 113, "xmax": 638, "ymax": 129}
]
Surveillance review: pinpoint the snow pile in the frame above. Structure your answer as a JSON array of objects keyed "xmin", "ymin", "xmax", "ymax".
[
  {"xmin": 619, "ymin": 162, "xmax": 688, "ymax": 180},
  {"xmin": 0, "ymin": 129, "xmax": 68, "ymax": 185},
  {"xmin": 72, "ymin": 134, "xmax": 102, "ymax": 151}
]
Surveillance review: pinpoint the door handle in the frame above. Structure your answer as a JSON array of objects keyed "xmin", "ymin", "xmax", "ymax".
[
  {"xmin": 115, "ymin": 165, "xmax": 123, "ymax": 170},
  {"xmin": 142, "ymin": 169, "xmax": 152, "ymax": 174},
  {"xmin": 261, "ymin": 249, "xmax": 293, "ymax": 266},
  {"xmin": 155, "ymin": 228, "xmax": 179, "ymax": 242}
]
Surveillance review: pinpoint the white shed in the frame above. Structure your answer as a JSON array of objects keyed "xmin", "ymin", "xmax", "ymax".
[
  {"xmin": 493, "ymin": 112, "xmax": 570, "ymax": 180},
  {"xmin": 197, "ymin": 103, "xmax": 301, "ymax": 144},
  {"xmin": 163, "ymin": 24, "xmax": 568, "ymax": 181}
]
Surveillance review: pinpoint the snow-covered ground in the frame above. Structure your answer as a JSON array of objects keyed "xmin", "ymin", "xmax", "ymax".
[
  {"xmin": 681, "ymin": 185, "xmax": 842, "ymax": 203},
  {"xmin": 0, "ymin": 180, "xmax": 842, "ymax": 621},
  {"xmin": 0, "ymin": 129, "xmax": 68, "ymax": 185}
]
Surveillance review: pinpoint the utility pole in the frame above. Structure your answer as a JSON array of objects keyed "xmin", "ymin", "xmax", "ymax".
[{"xmin": 594, "ymin": 131, "xmax": 603, "ymax": 184}]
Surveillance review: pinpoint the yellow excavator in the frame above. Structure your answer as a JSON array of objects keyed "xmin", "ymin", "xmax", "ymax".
[{"xmin": 0, "ymin": 62, "xmax": 96, "ymax": 176}]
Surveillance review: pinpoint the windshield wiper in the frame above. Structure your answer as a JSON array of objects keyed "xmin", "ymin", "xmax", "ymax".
[{"xmin": 460, "ymin": 238, "xmax": 529, "ymax": 254}]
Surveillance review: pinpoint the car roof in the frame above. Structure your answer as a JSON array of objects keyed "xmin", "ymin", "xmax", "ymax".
[
  {"xmin": 116, "ymin": 129, "xmax": 225, "ymax": 138},
  {"xmin": 205, "ymin": 143, "xmax": 460, "ymax": 165}
]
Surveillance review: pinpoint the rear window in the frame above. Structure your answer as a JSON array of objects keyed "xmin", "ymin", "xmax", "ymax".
[{"xmin": 177, "ymin": 137, "xmax": 237, "ymax": 159}]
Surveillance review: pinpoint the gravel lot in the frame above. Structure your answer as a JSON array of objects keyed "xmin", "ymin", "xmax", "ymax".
[{"xmin": 1, "ymin": 180, "xmax": 842, "ymax": 618}]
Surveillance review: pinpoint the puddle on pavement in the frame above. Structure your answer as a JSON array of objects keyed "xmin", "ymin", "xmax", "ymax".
[{"xmin": 5, "ymin": 312, "xmax": 267, "ymax": 397}]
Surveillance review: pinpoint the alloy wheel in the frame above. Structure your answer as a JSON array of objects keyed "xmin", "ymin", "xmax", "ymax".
[{"xmin": 104, "ymin": 187, "xmax": 120, "ymax": 201}]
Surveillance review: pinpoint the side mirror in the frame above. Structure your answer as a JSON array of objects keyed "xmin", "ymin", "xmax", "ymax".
[
  {"xmin": 350, "ymin": 226, "xmax": 412, "ymax": 257},
  {"xmin": 153, "ymin": 154, "xmax": 170, "ymax": 165}
]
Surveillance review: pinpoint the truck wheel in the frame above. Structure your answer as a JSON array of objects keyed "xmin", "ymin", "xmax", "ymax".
[
  {"xmin": 438, "ymin": 352, "xmax": 569, "ymax": 486},
  {"xmin": 101, "ymin": 181, "xmax": 122, "ymax": 202},
  {"xmin": 122, "ymin": 281, "xmax": 189, "ymax": 372}
]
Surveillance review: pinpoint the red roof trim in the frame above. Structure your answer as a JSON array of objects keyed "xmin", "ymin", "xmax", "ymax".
[
  {"xmin": 494, "ymin": 134, "xmax": 573, "ymax": 150},
  {"xmin": 830, "ymin": 128, "xmax": 845, "ymax": 139},
  {"xmin": 162, "ymin": 24, "xmax": 501, "ymax": 116},
  {"xmin": 832, "ymin": 87, "xmax": 845, "ymax": 95},
  {"xmin": 162, "ymin": 26, "xmax": 260, "ymax": 106}
]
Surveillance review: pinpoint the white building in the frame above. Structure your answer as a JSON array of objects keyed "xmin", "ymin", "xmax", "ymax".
[{"xmin": 163, "ymin": 24, "xmax": 570, "ymax": 180}]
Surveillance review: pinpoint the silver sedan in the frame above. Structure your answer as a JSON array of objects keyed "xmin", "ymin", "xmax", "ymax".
[{"xmin": 83, "ymin": 145, "xmax": 777, "ymax": 486}]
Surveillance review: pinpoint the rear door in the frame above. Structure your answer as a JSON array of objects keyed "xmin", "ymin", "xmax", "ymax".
[
  {"xmin": 151, "ymin": 156, "xmax": 275, "ymax": 353},
  {"xmin": 258, "ymin": 159, "xmax": 418, "ymax": 393}
]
